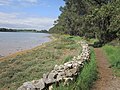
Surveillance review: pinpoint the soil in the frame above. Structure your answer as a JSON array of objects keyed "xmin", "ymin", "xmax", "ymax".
[{"xmin": 92, "ymin": 48, "xmax": 120, "ymax": 90}]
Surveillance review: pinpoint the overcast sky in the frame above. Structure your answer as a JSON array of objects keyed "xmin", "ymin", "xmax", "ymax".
[{"xmin": 0, "ymin": 0, "xmax": 64, "ymax": 30}]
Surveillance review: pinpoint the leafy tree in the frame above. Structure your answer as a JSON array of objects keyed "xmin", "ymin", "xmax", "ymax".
[{"xmin": 49, "ymin": 0, "xmax": 120, "ymax": 44}]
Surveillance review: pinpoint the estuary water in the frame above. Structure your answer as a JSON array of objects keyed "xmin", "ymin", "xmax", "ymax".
[{"xmin": 0, "ymin": 32, "xmax": 51, "ymax": 57}]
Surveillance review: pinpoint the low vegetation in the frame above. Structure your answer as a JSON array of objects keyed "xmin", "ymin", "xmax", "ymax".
[
  {"xmin": 0, "ymin": 35, "xmax": 82, "ymax": 90},
  {"xmin": 103, "ymin": 45, "xmax": 120, "ymax": 76},
  {"xmin": 53, "ymin": 48, "xmax": 97, "ymax": 90}
]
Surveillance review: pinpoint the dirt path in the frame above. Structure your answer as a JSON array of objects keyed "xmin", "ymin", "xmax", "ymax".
[{"xmin": 92, "ymin": 48, "xmax": 120, "ymax": 90}]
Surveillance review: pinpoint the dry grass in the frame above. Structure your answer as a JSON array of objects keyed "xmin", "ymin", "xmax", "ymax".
[{"xmin": 0, "ymin": 35, "xmax": 82, "ymax": 90}]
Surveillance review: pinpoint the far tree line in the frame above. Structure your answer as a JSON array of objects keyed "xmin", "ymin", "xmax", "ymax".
[{"xmin": 0, "ymin": 28, "xmax": 48, "ymax": 33}]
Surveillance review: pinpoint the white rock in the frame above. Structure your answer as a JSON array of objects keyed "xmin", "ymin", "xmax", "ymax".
[{"xmin": 34, "ymin": 79, "xmax": 45, "ymax": 90}]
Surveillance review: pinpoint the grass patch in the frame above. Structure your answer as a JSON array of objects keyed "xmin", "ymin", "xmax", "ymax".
[
  {"xmin": 53, "ymin": 48, "xmax": 97, "ymax": 90},
  {"xmin": 62, "ymin": 55, "xmax": 73, "ymax": 63},
  {"xmin": 103, "ymin": 45, "xmax": 120, "ymax": 76},
  {"xmin": 0, "ymin": 35, "xmax": 81, "ymax": 90}
]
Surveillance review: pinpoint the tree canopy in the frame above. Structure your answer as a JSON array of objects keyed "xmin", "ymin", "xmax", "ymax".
[{"xmin": 49, "ymin": 0, "xmax": 120, "ymax": 44}]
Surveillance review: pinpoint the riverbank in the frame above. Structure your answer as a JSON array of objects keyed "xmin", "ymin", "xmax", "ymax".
[
  {"xmin": 0, "ymin": 32, "xmax": 51, "ymax": 57},
  {"xmin": 0, "ymin": 41, "xmax": 50, "ymax": 60},
  {"xmin": 0, "ymin": 35, "xmax": 82, "ymax": 90},
  {"xmin": 0, "ymin": 35, "xmax": 55, "ymax": 61}
]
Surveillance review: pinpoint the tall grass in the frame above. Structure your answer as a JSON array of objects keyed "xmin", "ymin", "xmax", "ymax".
[
  {"xmin": 103, "ymin": 45, "xmax": 120, "ymax": 76},
  {"xmin": 0, "ymin": 35, "xmax": 82, "ymax": 90},
  {"xmin": 53, "ymin": 48, "xmax": 97, "ymax": 90}
]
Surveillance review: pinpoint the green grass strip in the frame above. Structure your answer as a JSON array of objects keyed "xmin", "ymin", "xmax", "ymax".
[{"xmin": 103, "ymin": 45, "xmax": 120, "ymax": 76}]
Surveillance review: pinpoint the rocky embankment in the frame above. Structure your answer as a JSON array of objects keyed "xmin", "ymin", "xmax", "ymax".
[{"xmin": 17, "ymin": 41, "xmax": 90, "ymax": 90}]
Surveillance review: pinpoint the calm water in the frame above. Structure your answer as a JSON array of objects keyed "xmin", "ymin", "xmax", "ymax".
[{"xmin": 0, "ymin": 32, "xmax": 51, "ymax": 56}]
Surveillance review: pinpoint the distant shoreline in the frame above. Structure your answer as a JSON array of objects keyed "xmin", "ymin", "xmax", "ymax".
[
  {"xmin": 0, "ymin": 28, "xmax": 49, "ymax": 33},
  {"xmin": 0, "ymin": 35, "xmax": 56, "ymax": 62},
  {"xmin": 0, "ymin": 40, "xmax": 51, "ymax": 60},
  {"xmin": 0, "ymin": 39, "xmax": 53, "ymax": 61},
  {"xmin": 0, "ymin": 32, "xmax": 51, "ymax": 58}
]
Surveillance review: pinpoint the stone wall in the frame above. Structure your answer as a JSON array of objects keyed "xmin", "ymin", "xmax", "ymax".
[{"xmin": 17, "ymin": 41, "xmax": 90, "ymax": 90}]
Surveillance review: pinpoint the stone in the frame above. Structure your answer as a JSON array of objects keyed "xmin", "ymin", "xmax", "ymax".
[
  {"xmin": 43, "ymin": 73, "xmax": 49, "ymax": 79},
  {"xmin": 54, "ymin": 65, "xmax": 64, "ymax": 71},
  {"xmin": 44, "ymin": 71, "xmax": 58, "ymax": 84},
  {"xmin": 49, "ymin": 85, "xmax": 53, "ymax": 90},
  {"xmin": 72, "ymin": 56, "xmax": 77, "ymax": 61},
  {"xmin": 54, "ymin": 65, "xmax": 59, "ymax": 70},
  {"xmin": 78, "ymin": 61, "xmax": 83, "ymax": 65},
  {"xmin": 56, "ymin": 74, "xmax": 63, "ymax": 81},
  {"xmin": 70, "ymin": 67, "xmax": 79, "ymax": 76},
  {"xmin": 77, "ymin": 55, "xmax": 82, "ymax": 60},
  {"xmin": 18, "ymin": 82, "xmax": 36, "ymax": 90},
  {"xmin": 72, "ymin": 62, "xmax": 79, "ymax": 68},
  {"xmin": 23, "ymin": 82, "xmax": 35, "ymax": 88},
  {"xmin": 68, "ymin": 63, "xmax": 72, "ymax": 67},
  {"xmin": 32, "ymin": 80, "xmax": 39, "ymax": 84},
  {"xmin": 17, "ymin": 86, "xmax": 26, "ymax": 90},
  {"xmin": 64, "ymin": 63, "xmax": 72, "ymax": 69},
  {"xmin": 65, "ymin": 70, "xmax": 73, "ymax": 77},
  {"xmin": 34, "ymin": 79, "xmax": 45, "ymax": 90},
  {"xmin": 63, "ymin": 77, "xmax": 73, "ymax": 85},
  {"xmin": 59, "ymin": 65, "xmax": 65, "ymax": 70},
  {"xmin": 44, "ymin": 78, "xmax": 52, "ymax": 85},
  {"xmin": 82, "ymin": 46, "xmax": 87, "ymax": 49},
  {"xmin": 56, "ymin": 71, "xmax": 65, "ymax": 81},
  {"xmin": 58, "ymin": 71, "xmax": 65, "ymax": 76},
  {"xmin": 17, "ymin": 42, "xmax": 91, "ymax": 90}
]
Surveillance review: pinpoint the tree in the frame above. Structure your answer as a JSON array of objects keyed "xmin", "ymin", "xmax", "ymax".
[{"xmin": 49, "ymin": 0, "xmax": 120, "ymax": 44}]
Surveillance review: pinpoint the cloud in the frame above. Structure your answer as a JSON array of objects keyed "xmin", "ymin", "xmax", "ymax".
[
  {"xmin": 23, "ymin": 0, "xmax": 38, "ymax": 3},
  {"xmin": 18, "ymin": 0, "xmax": 38, "ymax": 4},
  {"xmin": 0, "ymin": 0, "xmax": 38, "ymax": 7},
  {"xmin": 0, "ymin": 0, "xmax": 50, "ymax": 7},
  {"xmin": 0, "ymin": 12, "xmax": 56, "ymax": 30},
  {"xmin": 0, "ymin": 0, "xmax": 11, "ymax": 6}
]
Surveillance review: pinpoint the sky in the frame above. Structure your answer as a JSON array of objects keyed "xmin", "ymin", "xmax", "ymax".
[{"xmin": 0, "ymin": 0, "xmax": 64, "ymax": 30}]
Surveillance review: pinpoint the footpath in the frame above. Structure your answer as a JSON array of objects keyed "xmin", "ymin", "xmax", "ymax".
[{"xmin": 92, "ymin": 48, "xmax": 120, "ymax": 90}]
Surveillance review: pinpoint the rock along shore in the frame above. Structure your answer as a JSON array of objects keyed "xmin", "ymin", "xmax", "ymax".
[{"xmin": 17, "ymin": 41, "xmax": 90, "ymax": 90}]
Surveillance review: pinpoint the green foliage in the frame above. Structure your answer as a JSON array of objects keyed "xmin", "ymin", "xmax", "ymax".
[
  {"xmin": 49, "ymin": 0, "xmax": 120, "ymax": 44},
  {"xmin": 53, "ymin": 48, "xmax": 97, "ymax": 90},
  {"xmin": 103, "ymin": 45, "xmax": 120, "ymax": 76}
]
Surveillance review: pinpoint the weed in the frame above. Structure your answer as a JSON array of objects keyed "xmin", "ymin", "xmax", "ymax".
[{"xmin": 103, "ymin": 45, "xmax": 120, "ymax": 76}]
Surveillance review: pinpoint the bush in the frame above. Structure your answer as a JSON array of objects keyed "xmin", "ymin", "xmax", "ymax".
[{"xmin": 93, "ymin": 41, "xmax": 103, "ymax": 48}]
